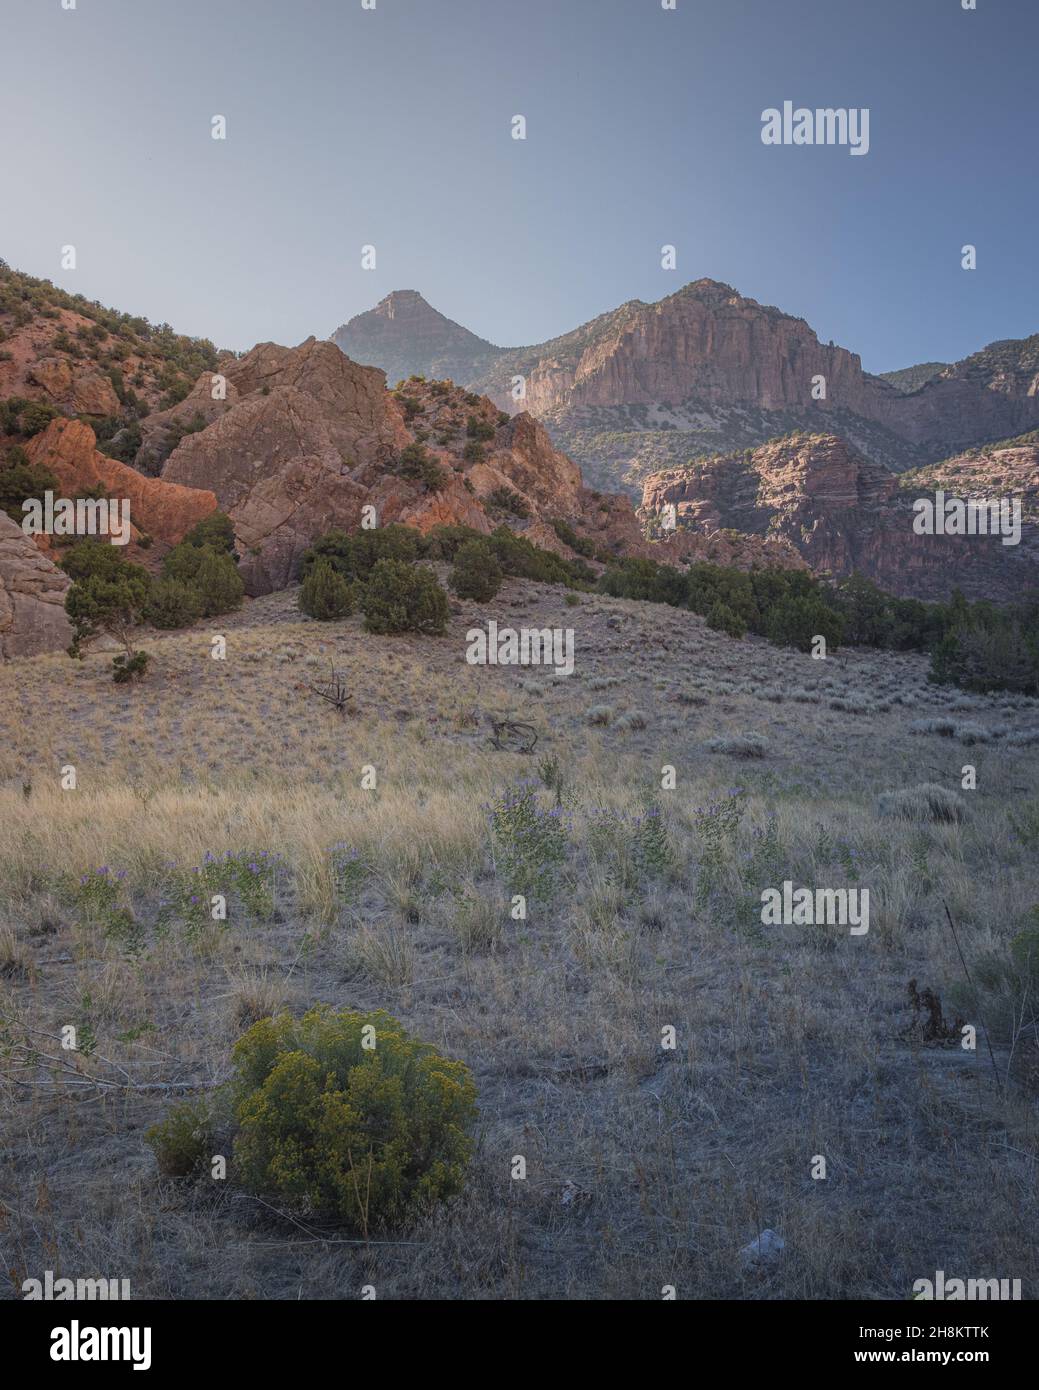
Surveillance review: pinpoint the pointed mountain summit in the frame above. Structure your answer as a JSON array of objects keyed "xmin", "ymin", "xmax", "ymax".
[{"xmin": 330, "ymin": 290, "xmax": 500, "ymax": 387}]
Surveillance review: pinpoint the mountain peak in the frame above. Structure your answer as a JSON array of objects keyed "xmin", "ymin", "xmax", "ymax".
[
  {"xmin": 372, "ymin": 289, "xmax": 437, "ymax": 317},
  {"xmin": 331, "ymin": 291, "xmax": 499, "ymax": 384}
]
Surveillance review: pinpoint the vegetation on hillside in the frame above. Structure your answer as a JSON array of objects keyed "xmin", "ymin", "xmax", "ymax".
[
  {"xmin": 60, "ymin": 514, "xmax": 242, "ymax": 679},
  {"xmin": 599, "ymin": 556, "xmax": 1039, "ymax": 694},
  {"xmin": 0, "ymin": 260, "xmax": 221, "ymax": 416}
]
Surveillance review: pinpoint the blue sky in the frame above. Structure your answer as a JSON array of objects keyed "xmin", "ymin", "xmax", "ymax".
[{"xmin": 1, "ymin": 0, "xmax": 1035, "ymax": 372}]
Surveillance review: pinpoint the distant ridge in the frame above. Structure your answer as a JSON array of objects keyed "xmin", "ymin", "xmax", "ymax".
[{"xmin": 329, "ymin": 281, "xmax": 1039, "ymax": 494}]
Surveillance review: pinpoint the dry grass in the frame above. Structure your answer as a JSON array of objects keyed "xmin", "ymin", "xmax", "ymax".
[{"xmin": 1, "ymin": 579, "xmax": 1038, "ymax": 1299}]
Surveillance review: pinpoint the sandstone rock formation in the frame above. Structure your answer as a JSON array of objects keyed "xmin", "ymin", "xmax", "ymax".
[
  {"xmin": 24, "ymin": 418, "xmax": 218, "ymax": 555},
  {"xmin": 161, "ymin": 338, "xmax": 413, "ymax": 592},
  {"xmin": 160, "ymin": 339, "xmax": 618, "ymax": 594},
  {"xmin": 26, "ymin": 357, "xmax": 121, "ymax": 416},
  {"xmin": 641, "ymin": 433, "xmax": 1039, "ymax": 603},
  {"xmin": 479, "ymin": 281, "xmax": 886, "ymax": 418},
  {"xmin": 0, "ymin": 512, "xmax": 72, "ymax": 659}
]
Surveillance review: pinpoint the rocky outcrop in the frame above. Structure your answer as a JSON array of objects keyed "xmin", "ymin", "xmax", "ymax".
[
  {"xmin": 641, "ymin": 433, "xmax": 1039, "ymax": 603},
  {"xmin": 331, "ymin": 290, "xmax": 500, "ymax": 388},
  {"xmin": 160, "ymin": 342, "xmax": 595, "ymax": 592},
  {"xmin": 0, "ymin": 262, "xmax": 220, "ymax": 422},
  {"xmin": 25, "ymin": 418, "xmax": 218, "ymax": 551},
  {"xmin": 0, "ymin": 512, "xmax": 72, "ymax": 659},
  {"xmin": 161, "ymin": 338, "xmax": 413, "ymax": 592},
  {"xmin": 26, "ymin": 357, "xmax": 122, "ymax": 416},
  {"xmin": 867, "ymin": 346, "xmax": 1039, "ymax": 452},
  {"xmin": 469, "ymin": 284, "xmax": 1039, "ymax": 455},
  {"xmin": 900, "ymin": 440, "xmax": 1039, "ymax": 515}
]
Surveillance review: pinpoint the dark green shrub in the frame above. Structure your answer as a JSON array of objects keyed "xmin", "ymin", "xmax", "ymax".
[
  {"xmin": 706, "ymin": 601, "xmax": 747, "ymax": 639},
  {"xmin": 231, "ymin": 1007, "xmax": 477, "ymax": 1232},
  {"xmin": 362, "ymin": 559, "xmax": 449, "ymax": 636},
  {"xmin": 489, "ymin": 525, "xmax": 585, "ymax": 586},
  {"xmin": 466, "ymin": 415, "xmax": 495, "ymax": 441},
  {"xmin": 764, "ymin": 595, "xmax": 844, "ymax": 653},
  {"xmin": 65, "ymin": 550, "xmax": 152, "ymax": 678},
  {"xmin": 193, "ymin": 548, "xmax": 244, "ymax": 617},
  {"xmin": 144, "ymin": 578, "xmax": 203, "ymax": 629},
  {"xmin": 929, "ymin": 619, "xmax": 1039, "ymax": 695},
  {"xmin": 19, "ymin": 401, "xmax": 59, "ymax": 436},
  {"xmin": 486, "ymin": 486, "xmax": 529, "ymax": 518},
  {"xmin": 396, "ymin": 443, "xmax": 445, "ymax": 492},
  {"xmin": 60, "ymin": 537, "xmax": 130, "ymax": 582},
  {"xmin": 550, "ymin": 517, "xmax": 595, "ymax": 558},
  {"xmin": 145, "ymin": 1098, "xmax": 215, "ymax": 1177},
  {"xmin": 299, "ymin": 558, "xmax": 355, "ymax": 620},
  {"xmin": 0, "ymin": 452, "xmax": 58, "ymax": 522},
  {"xmin": 300, "ymin": 524, "xmax": 425, "ymax": 582},
  {"xmin": 112, "ymin": 650, "xmax": 151, "ymax": 684},
  {"xmin": 450, "ymin": 538, "xmax": 503, "ymax": 601},
  {"xmin": 162, "ymin": 542, "xmax": 243, "ymax": 617},
  {"xmin": 0, "ymin": 397, "xmax": 30, "ymax": 435},
  {"xmin": 423, "ymin": 523, "xmax": 486, "ymax": 562},
  {"xmin": 182, "ymin": 510, "xmax": 236, "ymax": 556},
  {"xmin": 599, "ymin": 556, "xmax": 687, "ymax": 606},
  {"xmin": 687, "ymin": 563, "xmax": 756, "ymax": 625}
]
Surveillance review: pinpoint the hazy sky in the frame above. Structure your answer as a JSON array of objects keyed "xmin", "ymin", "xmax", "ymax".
[{"xmin": 2, "ymin": 0, "xmax": 1035, "ymax": 372}]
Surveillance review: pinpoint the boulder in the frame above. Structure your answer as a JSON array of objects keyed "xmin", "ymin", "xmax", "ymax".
[
  {"xmin": 27, "ymin": 357, "xmax": 121, "ymax": 416},
  {"xmin": 0, "ymin": 512, "xmax": 72, "ymax": 659}
]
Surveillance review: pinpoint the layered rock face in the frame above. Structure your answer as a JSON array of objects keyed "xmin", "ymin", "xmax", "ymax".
[
  {"xmin": 482, "ymin": 281, "xmax": 886, "ymax": 418},
  {"xmin": 24, "ymin": 418, "xmax": 218, "ymax": 553},
  {"xmin": 479, "ymin": 284, "xmax": 1039, "ymax": 457},
  {"xmin": 0, "ymin": 512, "xmax": 72, "ymax": 659},
  {"xmin": 641, "ymin": 434, "xmax": 1039, "ymax": 603},
  {"xmin": 898, "ymin": 441, "xmax": 1039, "ymax": 577},
  {"xmin": 331, "ymin": 291, "xmax": 500, "ymax": 388},
  {"xmin": 868, "ymin": 351, "xmax": 1039, "ymax": 451}
]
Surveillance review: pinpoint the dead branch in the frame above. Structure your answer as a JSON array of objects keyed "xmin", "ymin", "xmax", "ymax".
[
  {"xmin": 305, "ymin": 663, "xmax": 352, "ymax": 716},
  {"xmin": 487, "ymin": 716, "xmax": 538, "ymax": 754}
]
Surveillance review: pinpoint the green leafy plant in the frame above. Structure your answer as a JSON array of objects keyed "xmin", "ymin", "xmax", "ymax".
[
  {"xmin": 490, "ymin": 781, "xmax": 569, "ymax": 899},
  {"xmin": 230, "ymin": 1007, "xmax": 477, "ymax": 1233},
  {"xmin": 361, "ymin": 559, "xmax": 449, "ymax": 636},
  {"xmin": 449, "ymin": 538, "xmax": 503, "ymax": 601},
  {"xmin": 63, "ymin": 544, "xmax": 152, "ymax": 679},
  {"xmin": 145, "ymin": 1098, "xmax": 216, "ymax": 1177},
  {"xmin": 299, "ymin": 559, "xmax": 355, "ymax": 620}
]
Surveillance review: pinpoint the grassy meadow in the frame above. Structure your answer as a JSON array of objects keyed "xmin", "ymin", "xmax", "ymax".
[{"xmin": 2, "ymin": 576, "xmax": 1038, "ymax": 1299}]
